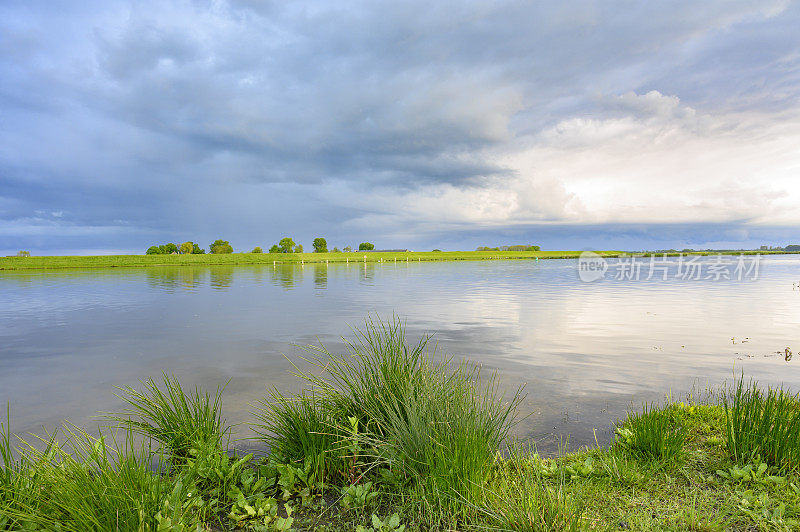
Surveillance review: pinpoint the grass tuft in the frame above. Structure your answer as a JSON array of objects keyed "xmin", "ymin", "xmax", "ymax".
[
  {"xmin": 723, "ymin": 376, "xmax": 800, "ymax": 471},
  {"xmin": 615, "ymin": 402, "xmax": 686, "ymax": 463},
  {"xmin": 108, "ymin": 372, "xmax": 229, "ymax": 465}
]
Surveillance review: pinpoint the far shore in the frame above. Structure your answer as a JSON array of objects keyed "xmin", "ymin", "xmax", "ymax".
[{"xmin": 0, "ymin": 249, "xmax": 795, "ymax": 271}]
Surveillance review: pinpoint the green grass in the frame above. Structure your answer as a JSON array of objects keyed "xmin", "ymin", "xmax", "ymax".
[
  {"xmin": 2, "ymin": 249, "xmax": 792, "ymax": 271},
  {"xmin": 615, "ymin": 402, "xmax": 687, "ymax": 463},
  {"xmin": 723, "ymin": 376, "xmax": 800, "ymax": 471},
  {"xmin": 3, "ymin": 322, "xmax": 800, "ymax": 531},
  {"xmin": 1, "ymin": 425, "xmax": 194, "ymax": 531},
  {"xmin": 255, "ymin": 317, "xmax": 523, "ymax": 520},
  {"xmin": 0, "ymin": 250, "xmax": 624, "ymax": 270},
  {"xmin": 107, "ymin": 373, "xmax": 230, "ymax": 464}
]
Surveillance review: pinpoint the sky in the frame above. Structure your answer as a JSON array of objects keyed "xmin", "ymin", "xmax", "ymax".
[{"xmin": 1, "ymin": 0, "xmax": 800, "ymax": 255}]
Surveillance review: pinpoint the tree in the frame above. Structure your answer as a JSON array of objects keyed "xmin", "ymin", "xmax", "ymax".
[
  {"xmin": 158, "ymin": 243, "xmax": 178, "ymax": 254},
  {"xmin": 278, "ymin": 237, "xmax": 295, "ymax": 253},
  {"xmin": 210, "ymin": 240, "xmax": 233, "ymax": 254},
  {"xmin": 191, "ymin": 243, "xmax": 205, "ymax": 254},
  {"xmin": 526, "ymin": 245, "xmax": 541, "ymax": 251},
  {"xmin": 332, "ymin": 247, "xmax": 341, "ymax": 253},
  {"xmin": 313, "ymin": 237, "xmax": 328, "ymax": 253},
  {"xmin": 251, "ymin": 246, "xmax": 263, "ymax": 253},
  {"xmin": 343, "ymin": 246, "xmax": 352, "ymax": 253},
  {"xmin": 786, "ymin": 245, "xmax": 800, "ymax": 252},
  {"xmin": 358, "ymin": 242, "xmax": 374, "ymax": 251},
  {"xmin": 269, "ymin": 244, "xmax": 281, "ymax": 253},
  {"xmin": 179, "ymin": 241, "xmax": 194, "ymax": 255},
  {"xmin": 295, "ymin": 244, "xmax": 304, "ymax": 253},
  {"xmin": 146, "ymin": 246, "xmax": 162, "ymax": 255},
  {"xmin": 17, "ymin": 250, "xmax": 30, "ymax": 257}
]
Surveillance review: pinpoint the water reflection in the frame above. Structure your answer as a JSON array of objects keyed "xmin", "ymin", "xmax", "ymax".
[
  {"xmin": 145, "ymin": 267, "xmax": 207, "ymax": 291},
  {"xmin": 270, "ymin": 264, "xmax": 301, "ymax": 289},
  {"xmin": 313, "ymin": 264, "xmax": 327, "ymax": 290},
  {"xmin": 209, "ymin": 266, "xmax": 234, "ymax": 290},
  {"xmin": 1, "ymin": 256, "xmax": 799, "ymax": 454}
]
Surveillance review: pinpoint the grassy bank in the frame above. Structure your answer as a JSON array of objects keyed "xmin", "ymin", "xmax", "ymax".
[
  {"xmin": 1, "ymin": 250, "xmax": 793, "ymax": 272},
  {"xmin": 0, "ymin": 250, "xmax": 624, "ymax": 271},
  {"xmin": 2, "ymin": 320, "xmax": 800, "ymax": 531}
]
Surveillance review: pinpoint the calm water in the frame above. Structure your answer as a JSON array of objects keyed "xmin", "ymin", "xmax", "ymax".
[{"xmin": 1, "ymin": 256, "xmax": 799, "ymax": 453}]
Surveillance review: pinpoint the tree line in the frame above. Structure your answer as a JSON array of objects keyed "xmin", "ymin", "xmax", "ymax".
[{"xmin": 144, "ymin": 238, "xmax": 376, "ymax": 255}]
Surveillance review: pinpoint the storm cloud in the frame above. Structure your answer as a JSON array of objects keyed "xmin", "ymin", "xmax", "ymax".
[{"xmin": 1, "ymin": 0, "xmax": 799, "ymax": 253}]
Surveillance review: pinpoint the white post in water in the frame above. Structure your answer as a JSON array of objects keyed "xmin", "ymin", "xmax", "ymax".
[
  {"xmin": 346, "ymin": 257, "xmax": 349, "ymax": 264},
  {"xmin": 394, "ymin": 257, "xmax": 396, "ymax": 263},
  {"xmin": 364, "ymin": 255, "xmax": 367, "ymax": 262}
]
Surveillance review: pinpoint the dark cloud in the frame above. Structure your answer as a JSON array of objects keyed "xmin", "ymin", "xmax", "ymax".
[{"xmin": 1, "ymin": 0, "xmax": 800, "ymax": 254}]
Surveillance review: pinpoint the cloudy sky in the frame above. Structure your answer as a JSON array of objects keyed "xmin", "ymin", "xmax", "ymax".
[{"xmin": 2, "ymin": 0, "xmax": 799, "ymax": 254}]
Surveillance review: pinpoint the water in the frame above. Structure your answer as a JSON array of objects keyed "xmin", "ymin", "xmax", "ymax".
[{"xmin": 1, "ymin": 256, "xmax": 799, "ymax": 453}]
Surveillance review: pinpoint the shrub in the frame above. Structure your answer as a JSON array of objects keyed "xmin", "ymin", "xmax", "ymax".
[
  {"xmin": 723, "ymin": 377, "xmax": 800, "ymax": 470},
  {"xmin": 251, "ymin": 247, "xmax": 263, "ymax": 253}
]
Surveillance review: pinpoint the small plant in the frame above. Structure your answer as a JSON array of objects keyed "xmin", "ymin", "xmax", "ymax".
[
  {"xmin": 356, "ymin": 513, "xmax": 405, "ymax": 532},
  {"xmin": 616, "ymin": 402, "xmax": 686, "ymax": 462},
  {"xmin": 716, "ymin": 461, "xmax": 786, "ymax": 486},
  {"xmin": 341, "ymin": 481, "xmax": 378, "ymax": 511},
  {"xmin": 564, "ymin": 456, "xmax": 594, "ymax": 480}
]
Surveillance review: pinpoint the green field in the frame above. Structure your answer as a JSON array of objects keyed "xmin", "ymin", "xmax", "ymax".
[
  {"xmin": 0, "ymin": 250, "xmax": 624, "ymax": 270},
  {"xmin": 2, "ymin": 249, "xmax": 790, "ymax": 271}
]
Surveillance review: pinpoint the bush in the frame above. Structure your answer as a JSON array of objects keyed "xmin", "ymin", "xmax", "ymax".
[
  {"xmin": 723, "ymin": 377, "xmax": 800, "ymax": 470},
  {"xmin": 359, "ymin": 242, "xmax": 374, "ymax": 251},
  {"xmin": 251, "ymin": 247, "xmax": 263, "ymax": 254},
  {"xmin": 269, "ymin": 245, "xmax": 281, "ymax": 253}
]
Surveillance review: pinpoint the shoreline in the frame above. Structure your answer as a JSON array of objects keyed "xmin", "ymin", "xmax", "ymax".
[{"xmin": 1, "ymin": 249, "xmax": 795, "ymax": 271}]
